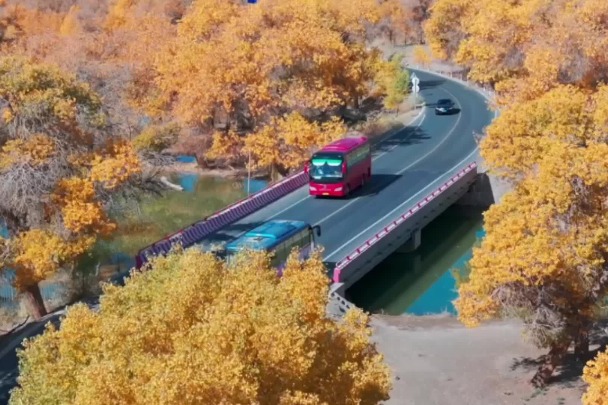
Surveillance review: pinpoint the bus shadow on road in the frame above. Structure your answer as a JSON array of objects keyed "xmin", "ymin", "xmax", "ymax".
[
  {"xmin": 419, "ymin": 79, "xmax": 446, "ymax": 90},
  {"xmin": 349, "ymin": 174, "xmax": 402, "ymax": 199},
  {"xmin": 375, "ymin": 127, "xmax": 431, "ymax": 152}
]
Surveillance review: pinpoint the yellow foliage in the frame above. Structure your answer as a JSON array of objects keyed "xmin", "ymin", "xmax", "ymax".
[
  {"xmin": 0, "ymin": 134, "xmax": 56, "ymax": 170},
  {"xmin": 0, "ymin": 56, "xmax": 105, "ymax": 131},
  {"xmin": 10, "ymin": 249, "xmax": 392, "ymax": 404},
  {"xmin": 90, "ymin": 141, "xmax": 142, "ymax": 190},
  {"xmin": 457, "ymin": 85, "xmax": 608, "ymax": 349},
  {"xmin": 0, "ymin": 56, "xmax": 143, "ymax": 318},
  {"xmin": 53, "ymin": 178, "xmax": 116, "ymax": 235},
  {"xmin": 7, "ymin": 230, "xmax": 95, "ymax": 291},
  {"xmin": 427, "ymin": 0, "xmax": 608, "ymax": 388},
  {"xmin": 245, "ymin": 113, "xmax": 346, "ymax": 172},
  {"xmin": 206, "ymin": 130, "xmax": 244, "ymax": 164},
  {"xmin": 424, "ymin": 0, "xmax": 476, "ymax": 61},
  {"xmin": 583, "ymin": 349, "xmax": 608, "ymax": 405},
  {"xmin": 105, "ymin": 0, "xmax": 136, "ymax": 31},
  {"xmin": 412, "ymin": 45, "xmax": 432, "ymax": 67},
  {"xmin": 59, "ymin": 6, "xmax": 81, "ymax": 37},
  {"xmin": 152, "ymin": 0, "xmax": 399, "ymax": 167},
  {"xmin": 426, "ymin": 0, "xmax": 608, "ymax": 101},
  {"xmin": 132, "ymin": 123, "xmax": 180, "ymax": 152},
  {"xmin": 480, "ymin": 85, "xmax": 591, "ymax": 180}
]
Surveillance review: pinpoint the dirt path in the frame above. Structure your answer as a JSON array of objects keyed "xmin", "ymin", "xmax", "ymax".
[{"xmin": 372, "ymin": 314, "xmax": 586, "ymax": 405}]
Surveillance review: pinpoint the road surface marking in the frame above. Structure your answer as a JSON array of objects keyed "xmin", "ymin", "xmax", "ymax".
[
  {"xmin": 305, "ymin": 111, "xmax": 431, "ymax": 226},
  {"xmin": 324, "ymin": 147, "xmax": 478, "ymax": 261},
  {"xmin": 266, "ymin": 107, "xmax": 428, "ymax": 220},
  {"xmin": 313, "ymin": 84, "xmax": 464, "ymax": 232}
]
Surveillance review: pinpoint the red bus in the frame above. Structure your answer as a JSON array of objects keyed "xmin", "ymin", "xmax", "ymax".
[{"xmin": 305, "ymin": 135, "xmax": 371, "ymax": 197}]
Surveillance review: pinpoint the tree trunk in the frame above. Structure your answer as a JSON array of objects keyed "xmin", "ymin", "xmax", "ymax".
[
  {"xmin": 530, "ymin": 341, "xmax": 570, "ymax": 388},
  {"xmin": 270, "ymin": 164, "xmax": 279, "ymax": 182},
  {"xmin": 574, "ymin": 328, "xmax": 590, "ymax": 360},
  {"xmin": 22, "ymin": 283, "xmax": 47, "ymax": 320}
]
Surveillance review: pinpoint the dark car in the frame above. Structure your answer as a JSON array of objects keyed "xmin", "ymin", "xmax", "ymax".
[{"xmin": 435, "ymin": 98, "xmax": 456, "ymax": 115}]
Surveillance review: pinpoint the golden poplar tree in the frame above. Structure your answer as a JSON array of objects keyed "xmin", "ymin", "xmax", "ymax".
[
  {"xmin": 0, "ymin": 56, "xmax": 143, "ymax": 319},
  {"xmin": 151, "ymin": 0, "xmax": 409, "ymax": 176},
  {"xmin": 583, "ymin": 349, "xmax": 608, "ymax": 405},
  {"xmin": 10, "ymin": 249, "xmax": 392, "ymax": 404},
  {"xmin": 426, "ymin": 0, "xmax": 608, "ymax": 389}
]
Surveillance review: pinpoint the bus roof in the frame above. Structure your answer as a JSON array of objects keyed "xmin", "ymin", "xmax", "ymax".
[
  {"xmin": 318, "ymin": 136, "xmax": 368, "ymax": 154},
  {"xmin": 225, "ymin": 219, "xmax": 309, "ymax": 253}
]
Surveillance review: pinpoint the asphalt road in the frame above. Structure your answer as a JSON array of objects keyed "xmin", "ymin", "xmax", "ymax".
[
  {"xmin": 192, "ymin": 69, "xmax": 494, "ymax": 268},
  {"xmin": 0, "ymin": 69, "xmax": 494, "ymax": 403}
]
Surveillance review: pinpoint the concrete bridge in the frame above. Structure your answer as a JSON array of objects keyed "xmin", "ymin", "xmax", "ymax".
[{"xmin": 136, "ymin": 69, "xmax": 496, "ymax": 309}]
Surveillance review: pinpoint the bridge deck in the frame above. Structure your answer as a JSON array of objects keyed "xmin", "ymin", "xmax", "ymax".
[{"xmin": 190, "ymin": 70, "xmax": 493, "ymax": 269}]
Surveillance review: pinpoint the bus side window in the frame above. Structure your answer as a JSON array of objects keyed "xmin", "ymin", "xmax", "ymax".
[
  {"xmin": 273, "ymin": 242, "xmax": 286, "ymax": 266},
  {"xmin": 270, "ymin": 251, "xmax": 281, "ymax": 268},
  {"xmin": 287, "ymin": 235, "xmax": 299, "ymax": 256},
  {"xmin": 297, "ymin": 232, "xmax": 307, "ymax": 249}
]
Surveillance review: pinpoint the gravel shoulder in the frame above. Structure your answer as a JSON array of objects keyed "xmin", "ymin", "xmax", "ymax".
[{"xmin": 372, "ymin": 314, "xmax": 587, "ymax": 405}]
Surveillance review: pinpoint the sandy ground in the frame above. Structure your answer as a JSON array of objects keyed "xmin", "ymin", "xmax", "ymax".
[{"xmin": 372, "ymin": 314, "xmax": 587, "ymax": 405}]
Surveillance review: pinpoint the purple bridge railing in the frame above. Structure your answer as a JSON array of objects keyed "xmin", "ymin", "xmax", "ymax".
[
  {"xmin": 331, "ymin": 162, "xmax": 477, "ymax": 283},
  {"xmin": 135, "ymin": 171, "xmax": 308, "ymax": 267},
  {"xmin": 136, "ymin": 163, "xmax": 478, "ymax": 283}
]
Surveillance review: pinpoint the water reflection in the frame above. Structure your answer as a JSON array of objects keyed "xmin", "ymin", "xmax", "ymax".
[{"xmin": 347, "ymin": 206, "xmax": 484, "ymax": 315}]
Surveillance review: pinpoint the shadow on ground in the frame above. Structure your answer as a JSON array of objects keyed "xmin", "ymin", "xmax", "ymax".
[
  {"xmin": 419, "ymin": 79, "xmax": 446, "ymax": 90},
  {"xmin": 375, "ymin": 126, "xmax": 431, "ymax": 151},
  {"xmin": 313, "ymin": 174, "xmax": 402, "ymax": 201},
  {"xmin": 510, "ymin": 321, "xmax": 608, "ymax": 388}
]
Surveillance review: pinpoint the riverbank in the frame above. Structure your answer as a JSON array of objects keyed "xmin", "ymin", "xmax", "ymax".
[{"xmin": 373, "ymin": 314, "xmax": 586, "ymax": 405}]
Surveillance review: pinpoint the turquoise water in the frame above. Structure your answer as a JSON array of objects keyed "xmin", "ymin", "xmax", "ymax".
[
  {"xmin": 172, "ymin": 172, "xmax": 268, "ymax": 195},
  {"xmin": 176, "ymin": 155, "xmax": 197, "ymax": 164},
  {"xmin": 0, "ymin": 171, "xmax": 267, "ymax": 306},
  {"xmin": 406, "ymin": 230, "xmax": 484, "ymax": 315},
  {"xmin": 347, "ymin": 206, "xmax": 485, "ymax": 315}
]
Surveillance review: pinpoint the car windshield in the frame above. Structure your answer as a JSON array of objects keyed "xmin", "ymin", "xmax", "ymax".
[
  {"xmin": 437, "ymin": 99, "xmax": 452, "ymax": 106},
  {"xmin": 310, "ymin": 153, "xmax": 343, "ymax": 182}
]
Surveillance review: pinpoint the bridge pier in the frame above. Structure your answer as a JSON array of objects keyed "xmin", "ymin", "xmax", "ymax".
[
  {"xmin": 397, "ymin": 229, "xmax": 421, "ymax": 253},
  {"xmin": 455, "ymin": 172, "xmax": 496, "ymax": 210}
]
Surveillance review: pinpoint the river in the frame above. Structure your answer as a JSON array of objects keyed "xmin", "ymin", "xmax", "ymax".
[
  {"xmin": 1, "ymin": 168, "xmax": 485, "ymax": 317},
  {"xmin": 347, "ymin": 205, "xmax": 485, "ymax": 315}
]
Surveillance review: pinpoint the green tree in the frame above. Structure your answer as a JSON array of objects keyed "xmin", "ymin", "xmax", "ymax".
[{"xmin": 376, "ymin": 54, "xmax": 411, "ymax": 111}]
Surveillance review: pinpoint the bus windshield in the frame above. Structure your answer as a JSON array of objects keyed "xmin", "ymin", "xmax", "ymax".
[{"xmin": 310, "ymin": 153, "xmax": 343, "ymax": 183}]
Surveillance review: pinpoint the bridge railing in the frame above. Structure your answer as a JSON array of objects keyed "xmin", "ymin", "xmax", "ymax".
[
  {"xmin": 136, "ymin": 170, "xmax": 308, "ymax": 267},
  {"xmin": 331, "ymin": 162, "xmax": 478, "ymax": 284}
]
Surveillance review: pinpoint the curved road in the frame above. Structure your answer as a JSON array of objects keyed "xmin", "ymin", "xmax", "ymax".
[
  {"xmin": 194, "ymin": 69, "xmax": 494, "ymax": 270},
  {"xmin": 0, "ymin": 70, "xmax": 494, "ymax": 403}
]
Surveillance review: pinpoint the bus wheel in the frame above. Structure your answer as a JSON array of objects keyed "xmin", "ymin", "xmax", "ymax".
[
  {"xmin": 345, "ymin": 185, "xmax": 350, "ymax": 196},
  {"xmin": 361, "ymin": 175, "xmax": 366, "ymax": 187}
]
